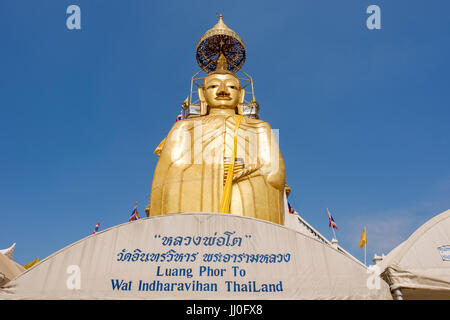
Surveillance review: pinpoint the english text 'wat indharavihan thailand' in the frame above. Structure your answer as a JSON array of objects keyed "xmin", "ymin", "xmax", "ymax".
[{"xmin": 1, "ymin": 15, "xmax": 449, "ymax": 301}]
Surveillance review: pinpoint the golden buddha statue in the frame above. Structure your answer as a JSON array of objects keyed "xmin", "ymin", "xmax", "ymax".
[{"xmin": 146, "ymin": 15, "xmax": 286, "ymax": 225}]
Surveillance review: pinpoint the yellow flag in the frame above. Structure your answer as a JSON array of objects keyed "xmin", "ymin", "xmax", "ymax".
[
  {"xmin": 360, "ymin": 228, "xmax": 367, "ymax": 248},
  {"xmin": 23, "ymin": 257, "xmax": 40, "ymax": 269}
]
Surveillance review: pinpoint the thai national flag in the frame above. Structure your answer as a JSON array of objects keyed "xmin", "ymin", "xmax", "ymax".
[
  {"xmin": 129, "ymin": 202, "xmax": 140, "ymax": 222},
  {"xmin": 327, "ymin": 208, "xmax": 338, "ymax": 230},
  {"xmin": 288, "ymin": 202, "xmax": 295, "ymax": 214},
  {"xmin": 176, "ymin": 110, "xmax": 184, "ymax": 122},
  {"xmin": 92, "ymin": 222, "xmax": 100, "ymax": 234}
]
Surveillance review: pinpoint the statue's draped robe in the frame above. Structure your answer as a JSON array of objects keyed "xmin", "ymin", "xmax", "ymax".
[{"xmin": 149, "ymin": 114, "xmax": 286, "ymax": 225}]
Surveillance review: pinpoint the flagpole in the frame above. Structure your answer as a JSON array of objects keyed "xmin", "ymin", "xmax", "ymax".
[{"xmin": 327, "ymin": 208, "xmax": 337, "ymax": 241}]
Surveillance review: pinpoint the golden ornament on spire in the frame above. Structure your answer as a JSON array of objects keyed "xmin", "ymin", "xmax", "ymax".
[
  {"xmin": 215, "ymin": 53, "xmax": 231, "ymax": 74},
  {"xmin": 196, "ymin": 14, "xmax": 246, "ymax": 73}
]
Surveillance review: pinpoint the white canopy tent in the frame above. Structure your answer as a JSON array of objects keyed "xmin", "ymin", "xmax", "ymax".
[
  {"xmin": 0, "ymin": 253, "xmax": 25, "ymax": 288},
  {"xmin": 379, "ymin": 209, "xmax": 450, "ymax": 299},
  {"xmin": 0, "ymin": 243, "xmax": 16, "ymax": 260},
  {"xmin": 0, "ymin": 213, "xmax": 391, "ymax": 300}
]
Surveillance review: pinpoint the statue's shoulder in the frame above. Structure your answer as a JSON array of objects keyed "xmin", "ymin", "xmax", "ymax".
[
  {"xmin": 241, "ymin": 117, "xmax": 273, "ymax": 131},
  {"xmin": 168, "ymin": 118, "xmax": 196, "ymax": 131}
]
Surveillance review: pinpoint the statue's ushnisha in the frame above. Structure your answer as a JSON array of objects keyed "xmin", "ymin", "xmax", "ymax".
[{"xmin": 147, "ymin": 15, "xmax": 286, "ymax": 225}]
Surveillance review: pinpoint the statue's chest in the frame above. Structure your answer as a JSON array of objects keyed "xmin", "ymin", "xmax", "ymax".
[{"xmin": 195, "ymin": 120, "xmax": 251, "ymax": 162}]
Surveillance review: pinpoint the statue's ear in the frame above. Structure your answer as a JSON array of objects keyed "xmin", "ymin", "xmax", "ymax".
[
  {"xmin": 237, "ymin": 87, "xmax": 246, "ymax": 115},
  {"xmin": 198, "ymin": 87, "xmax": 208, "ymax": 115}
]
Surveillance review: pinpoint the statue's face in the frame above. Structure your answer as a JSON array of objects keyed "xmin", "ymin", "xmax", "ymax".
[{"xmin": 202, "ymin": 73, "xmax": 243, "ymax": 109}]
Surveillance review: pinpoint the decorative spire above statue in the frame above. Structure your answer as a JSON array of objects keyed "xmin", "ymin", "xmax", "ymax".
[{"xmin": 196, "ymin": 14, "xmax": 246, "ymax": 73}]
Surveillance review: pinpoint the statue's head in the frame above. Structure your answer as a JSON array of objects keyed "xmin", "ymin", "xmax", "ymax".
[{"xmin": 198, "ymin": 54, "xmax": 245, "ymax": 115}]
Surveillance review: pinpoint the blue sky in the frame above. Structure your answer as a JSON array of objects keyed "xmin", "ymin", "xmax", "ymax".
[{"xmin": 0, "ymin": 0, "xmax": 449, "ymax": 266}]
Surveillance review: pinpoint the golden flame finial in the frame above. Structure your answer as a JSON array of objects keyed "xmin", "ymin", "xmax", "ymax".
[{"xmin": 216, "ymin": 53, "xmax": 229, "ymax": 73}]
